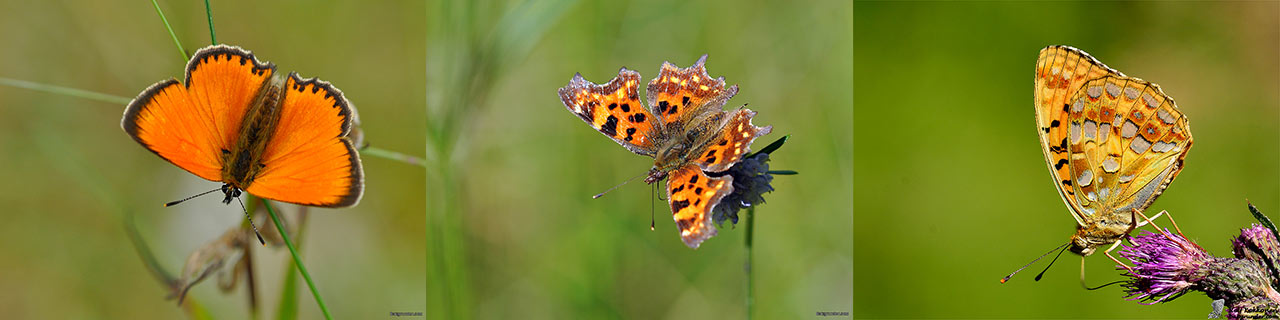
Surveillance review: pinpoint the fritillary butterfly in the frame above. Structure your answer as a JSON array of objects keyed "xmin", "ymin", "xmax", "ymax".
[{"xmin": 1033, "ymin": 45, "xmax": 1193, "ymax": 258}]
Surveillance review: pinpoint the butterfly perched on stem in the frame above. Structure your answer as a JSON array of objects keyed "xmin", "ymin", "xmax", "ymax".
[
  {"xmin": 123, "ymin": 45, "xmax": 364, "ymax": 208},
  {"xmin": 558, "ymin": 55, "xmax": 771, "ymax": 248},
  {"xmin": 1015, "ymin": 45, "xmax": 1194, "ymax": 279}
]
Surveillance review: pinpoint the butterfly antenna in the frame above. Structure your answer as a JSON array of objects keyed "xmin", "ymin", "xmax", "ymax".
[
  {"xmin": 234, "ymin": 197, "xmax": 267, "ymax": 246},
  {"xmin": 592, "ymin": 172, "xmax": 647, "ymax": 199},
  {"xmin": 1001, "ymin": 242, "xmax": 1070, "ymax": 283},
  {"xmin": 163, "ymin": 188, "xmax": 222, "ymax": 207}
]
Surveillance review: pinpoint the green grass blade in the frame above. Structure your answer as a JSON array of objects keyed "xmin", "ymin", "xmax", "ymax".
[
  {"xmin": 0, "ymin": 77, "xmax": 131, "ymax": 105},
  {"xmin": 360, "ymin": 146, "xmax": 427, "ymax": 168},
  {"xmin": 149, "ymin": 0, "xmax": 188, "ymax": 61},
  {"xmin": 275, "ymin": 211, "xmax": 306, "ymax": 320},
  {"xmin": 204, "ymin": 0, "xmax": 216, "ymax": 45},
  {"xmin": 262, "ymin": 199, "xmax": 332, "ymax": 320}
]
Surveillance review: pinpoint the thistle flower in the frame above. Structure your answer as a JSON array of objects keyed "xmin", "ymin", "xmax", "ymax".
[
  {"xmin": 1118, "ymin": 218, "xmax": 1280, "ymax": 319},
  {"xmin": 711, "ymin": 136, "xmax": 792, "ymax": 227}
]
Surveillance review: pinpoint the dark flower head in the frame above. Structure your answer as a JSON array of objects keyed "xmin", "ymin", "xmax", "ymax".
[{"xmin": 711, "ymin": 152, "xmax": 775, "ymax": 226}]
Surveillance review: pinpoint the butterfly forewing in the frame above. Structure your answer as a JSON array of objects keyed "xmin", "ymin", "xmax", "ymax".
[
  {"xmin": 1035, "ymin": 46, "xmax": 1124, "ymax": 225},
  {"xmin": 646, "ymin": 55, "xmax": 738, "ymax": 127},
  {"xmin": 123, "ymin": 46, "xmax": 277, "ymax": 182}
]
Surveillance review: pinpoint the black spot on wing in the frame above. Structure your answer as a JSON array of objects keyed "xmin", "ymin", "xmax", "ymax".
[
  {"xmin": 671, "ymin": 199, "xmax": 691, "ymax": 213},
  {"xmin": 600, "ymin": 116, "xmax": 619, "ymax": 137}
]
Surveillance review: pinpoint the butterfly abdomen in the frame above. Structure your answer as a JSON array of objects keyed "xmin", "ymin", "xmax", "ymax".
[{"xmin": 223, "ymin": 75, "xmax": 288, "ymax": 189}]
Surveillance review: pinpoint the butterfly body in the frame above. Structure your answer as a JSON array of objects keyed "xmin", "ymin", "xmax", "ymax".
[
  {"xmin": 559, "ymin": 55, "xmax": 771, "ymax": 248},
  {"xmin": 1033, "ymin": 45, "xmax": 1192, "ymax": 256},
  {"xmin": 124, "ymin": 45, "xmax": 364, "ymax": 208}
]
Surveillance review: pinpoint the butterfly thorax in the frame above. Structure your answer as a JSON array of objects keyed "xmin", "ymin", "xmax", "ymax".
[
  {"xmin": 644, "ymin": 112, "xmax": 727, "ymax": 184},
  {"xmin": 1069, "ymin": 208, "xmax": 1137, "ymax": 256},
  {"xmin": 220, "ymin": 74, "xmax": 287, "ymax": 196}
]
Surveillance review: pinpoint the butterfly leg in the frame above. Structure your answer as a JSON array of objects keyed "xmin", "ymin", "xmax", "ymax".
[
  {"xmin": 1103, "ymin": 240, "xmax": 1134, "ymax": 273},
  {"xmin": 1133, "ymin": 209, "xmax": 1185, "ymax": 239}
]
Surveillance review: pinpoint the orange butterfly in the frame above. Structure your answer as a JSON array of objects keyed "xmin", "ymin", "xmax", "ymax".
[
  {"xmin": 122, "ymin": 45, "xmax": 363, "ymax": 208},
  {"xmin": 1033, "ymin": 45, "xmax": 1192, "ymax": 258},
  {"xmin": 558, "ymin": 55, "xmax": 772, "ymax": 248}
]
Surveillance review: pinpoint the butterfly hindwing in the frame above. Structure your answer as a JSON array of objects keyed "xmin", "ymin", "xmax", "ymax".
[
  {"xmin": 244, "ymin": 73, "xmax": 363, "ymax": 207},
  {"xmin": 123, "ymin": 45, "xmax": 276, "ymax": 182},
  {"xmin": 694, "ymin": 108, "xmax": 772, "ymax": 172},
  {"xmin": 1065, "ymin": 76, "xmax": 1192, "ymax": 216},
  {"xmin": 666, "ymin": 164, "xmax": 733, "ymax": 249},
  {"xmin": 646, "ymin": 55, "xmax": 738, "ymax": 127}
]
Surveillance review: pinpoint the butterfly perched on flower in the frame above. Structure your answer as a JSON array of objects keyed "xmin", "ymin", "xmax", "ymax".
[
  {"xmin": 557, "ymin": 55, "xmax": 772, "ymax": 248},
  {"xmin": 123, "ymin": 45, "xmax": 364, "ymax": 208},
  {"xmin": 1033, "ymin": 45, "xmax": 1193, "ymax": 258}
]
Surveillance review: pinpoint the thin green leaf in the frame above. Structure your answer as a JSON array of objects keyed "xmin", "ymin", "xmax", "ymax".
[
  {"xmin": 749, "ymin": 135, "xmax": 790, "ymax": 158},
  {"xmin": 767, "ymin": 170, "xmax": 798, "ymax": 175},
  {"xmin": 1250, "ymin": 202, "xmax": 1280, "ymax": 246}
]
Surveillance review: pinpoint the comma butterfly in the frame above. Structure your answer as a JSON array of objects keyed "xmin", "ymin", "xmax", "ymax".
[{"xmin": 558, "ymin": 55, "xmax": 772, "ymax": 249}]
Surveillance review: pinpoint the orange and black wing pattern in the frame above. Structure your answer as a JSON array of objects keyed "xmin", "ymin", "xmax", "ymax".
[
  {"xmin": 646, "ymin": 55, "xmax": 738, "ymax": 126},
  {"xmin": 122, "ymin": 45, "xmax": 276, "ymax": 182},
  {"xmin": 666, "ymin": 164, "xmax": 734, "ymax": 249},
  {"xmin": 695, "ymin": 108, "xmax": 772, "ymax": 173},
  {"xmin": 245, "ymin": 73, "xmax": 363, "ymax": 207},
  {"xmin": 558, "ymin": 68, "xmax": 659, "ymax": 157}
]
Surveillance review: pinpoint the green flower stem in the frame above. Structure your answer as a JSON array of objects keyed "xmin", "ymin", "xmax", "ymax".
[
  {"xmin": 745, "ymin": 206, "xmax": 755, "ymax": 320},
  {"xmin": 262, "ymin": 199, "xmax": 332, "ymax": 320},
  {"xmin": 149, "ymin": 0, "xmax": 187, "ymax": 61}
]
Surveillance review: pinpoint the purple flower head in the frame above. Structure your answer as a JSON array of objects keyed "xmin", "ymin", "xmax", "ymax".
[
  {"xmin": 1119, "ymin": 223, "xmax": 1280, "ymax": 318},
  {"xmin": 1119, "ymin": 228, "xmax": 1212, "ymax": 304}
]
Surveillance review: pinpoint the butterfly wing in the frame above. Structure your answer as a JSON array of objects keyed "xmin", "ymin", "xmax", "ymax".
[
  {"xmin": 1033, "ymin": 45, "xmax": 1123, "ymax": 226},
  {"xmin": 122, "ymin": 45, "xmax": 276, "ymax": 182},
  {"xmin": 1065, "ymin": 76, "xmax": 1192, "ymax": 218},
  {"xmin": 666, "ymin": 164, "xmax": 733, "ymax": 249},
  {"xmin": 244, "ymin": 73, "xmax": 363, "ymax": 207},
  {"xmin": 558, "ymin": 69, "xmax": 659, "ymax": 156},
  {"xmin": 693, "ymin": 108, "xmax": 773, "ymax": 172},
  {"xmin": 646, "ymin": 55, "xmax": 738, "ymax": 127}
]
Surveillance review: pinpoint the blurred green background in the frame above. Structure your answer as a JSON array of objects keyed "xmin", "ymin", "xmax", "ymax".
[
  {"xmin": 0, "ymin": 0, "xmax": 852, "ymax": 319},
  {"xmin": 0, "ymin": 0, "xmax": 426, "ymax": 319},
  {"xmin": 855, "ymin": 2, "xmax": 1278, "ymax": 318},
  {"xmin": 425, "ymin": 0, "xmax": 850, "ymax": 319}
]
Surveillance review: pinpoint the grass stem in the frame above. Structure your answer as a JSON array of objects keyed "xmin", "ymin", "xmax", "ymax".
[
  {"xmin": 149, "ymin": 0, "xmax": 188, "ymax": 61},
  {"xmin": 262, "ymin": 199, "xmax": 332, "ymax": 320}
]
